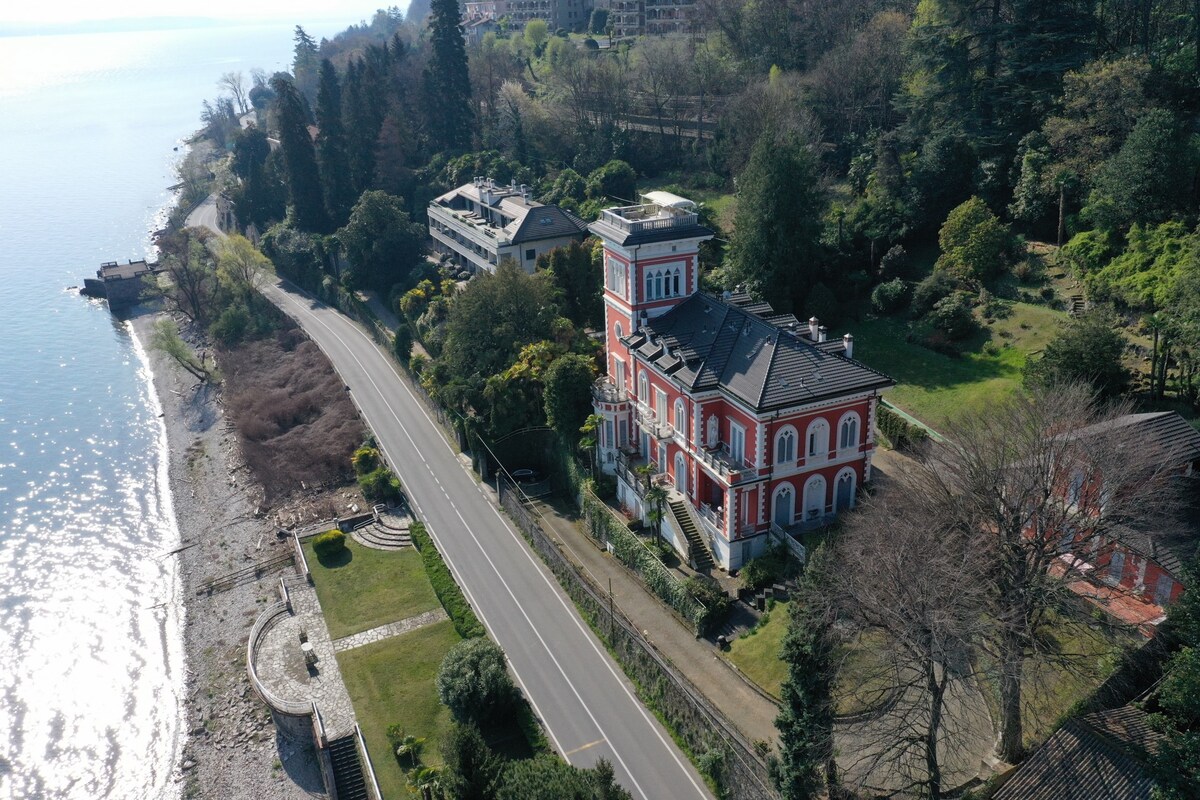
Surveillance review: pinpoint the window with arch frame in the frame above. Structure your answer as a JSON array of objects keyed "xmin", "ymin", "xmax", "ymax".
[
  {"xmin": 807, "ymin": 419, "xmax": 829, "ymax": 457},
  {"xmin": 839, "ymin": 415, "xmax": 859, "ymax": 450},
  {"xmin": 775, "ymin": 429, "xmax": 796, "ymax": 464}
]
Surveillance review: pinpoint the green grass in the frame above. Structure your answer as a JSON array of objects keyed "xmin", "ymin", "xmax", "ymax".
[
  {"xmin": 337, "ymin": 620, "xmax": 461, "ymax": 800},
  {"xmin": 725, "ymin": 602, "xmax": 790, "ymax": 698},
  {"xmin": 303, "ymin": 537, "xmax": 441, "ymax": 639},
  {"xmin": 852, "ymin": 302, "xmax": 1068, "ymax": 431}
]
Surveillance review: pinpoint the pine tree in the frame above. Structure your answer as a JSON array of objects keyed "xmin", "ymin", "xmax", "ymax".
[
  {"xmin": 424, "ymin": 0, "xmax": 473, "ymax": 151},
  {"xmin": 292, "ymin": 26, "xmax": 319, "ymax": 100},
  {"xmin": 270, "ymin": 75, "xmax": 329, "ymax": 233},
  {"xmin": 727, "ymin": 132, "xmax": 824, "ymax": 314},
  {"xmin": 315, "ymin": 59, "xmax": 356, "ymax": 228},
  {"xmin": 771, "ymin": 551, "xmax": 836, "ymax": 800}
]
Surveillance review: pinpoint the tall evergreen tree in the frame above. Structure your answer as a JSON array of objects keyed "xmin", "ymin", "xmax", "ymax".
[
  {"xmin": 771, "ymin": 549, "xmax": 836, "ymax": 800},
  {"xmin": 727, "ymin": 132, "xmax": 824, "ymax": 314},
  {"xmin": 292, "ymin": 25, "xmax": 319, "ymax": 100},
  {"xmin": 315, "ymin": 59, "xmax": 356, "ymax": 228},
  {"xmin": 424, "ymin": 0, "xmax": 473, "ymax": 151},
  {"xmin": 270, "ymin": 75, "xmax": 329, "ymax": 233}
]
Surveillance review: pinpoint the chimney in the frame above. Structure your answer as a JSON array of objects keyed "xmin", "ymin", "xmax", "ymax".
[
  {"xmin": 520, "ymin": 184, "xmax": 529, "ymax": 201},
  {"xmin": 843, "ymin": 333, "xmax": 854, "ymax": 359},
  {"xmin": 808, "ymin": 316, "xmax": 819, "ymax": 340},
  {"xmin": 818, "ymin": 325, "xmax": 828, "ymax": 343}
]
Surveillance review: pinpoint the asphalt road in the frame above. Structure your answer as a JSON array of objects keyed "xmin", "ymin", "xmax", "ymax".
[{"xmin": 260, "ymin": 279, "xmax": 713, "ymax": 800}]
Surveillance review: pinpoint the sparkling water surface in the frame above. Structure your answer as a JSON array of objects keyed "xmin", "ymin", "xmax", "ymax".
[{"xmin": 0, "ymin": 21, "xmax": 340, "ymax": 799}]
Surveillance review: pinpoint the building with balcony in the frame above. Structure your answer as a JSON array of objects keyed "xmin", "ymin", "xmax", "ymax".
[
  {"xmin": 464, "ymin": 0, "xmax": 594, "ymax": 31},
  {"xmin": 589, "ymin": 191, "xmax": 895, "ymax": 570},
  {"xmin": 428, "ymin": 177, "xmax": 589, "ymax": 275},
  {"xmin": 600, "ymin": 0, "xmax": 699, "ymax": 37}
]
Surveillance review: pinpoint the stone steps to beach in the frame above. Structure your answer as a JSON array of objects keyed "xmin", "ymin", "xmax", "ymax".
[{"xmin": 350, "ymin": 524, "xmax": 412, "ymax": 551}]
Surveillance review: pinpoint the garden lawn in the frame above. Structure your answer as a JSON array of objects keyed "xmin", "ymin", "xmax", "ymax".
[
  {"xmin": 976, "ymin": 609, "xmax": 1140, "ymax": 748},
  {"xmin": 725, "ymin": 602, "xmax": 789, "ymax": 699},
  {"xmin": 303, "ymin": 537, "xmax": 440, "ymax": 639},
  {"xmin": 851, "ymin": 302, "xmax": 1067, "ymax": 431},
  {"xmin": 337, "ymin": 620, "xmax": 460, "ymax": 800}
]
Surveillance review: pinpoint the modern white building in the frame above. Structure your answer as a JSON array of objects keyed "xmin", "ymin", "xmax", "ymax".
[{"xmin": 427, "ymin": 177, "xmax": 590, "ymax": 274}]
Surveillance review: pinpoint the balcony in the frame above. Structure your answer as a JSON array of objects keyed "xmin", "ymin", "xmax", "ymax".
[
  {"xmin": 697, "ymin": 443, "xmax": 753, "ymax": 485},
  {"xmin": 697, "ymin": 502, "xmax": 725, "ymax": 540},
  {"xmin": 598, "ymin": 206, "xmax": 699, "ymax": 236},
  {"xmin": 634, "ymin": 402, "xmax": 673, "ymax": 440},
  {"xmin": 592, "ymin": 377, "xmax": 628, "ymax": 405}
]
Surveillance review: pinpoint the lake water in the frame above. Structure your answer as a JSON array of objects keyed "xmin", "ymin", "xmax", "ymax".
[{"xmin": 0, "ymin": 21, "xmax": 345, "ymax": 799}]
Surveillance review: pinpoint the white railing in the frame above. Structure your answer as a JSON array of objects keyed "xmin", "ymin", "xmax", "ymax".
[
  {"xmin": 769, "ymin": 522, "xmax": 808, "ymax": 565},
  {"xmin": 355, "ymin": 724, "xmax": 384, "ymax": 800},
  {"xmin": 592, "ymin": 377, "xmax": 627, "ymax": 404},
  {"xmin": 599, "ymin": 207, "xmax": 699, "ymax": 234}
]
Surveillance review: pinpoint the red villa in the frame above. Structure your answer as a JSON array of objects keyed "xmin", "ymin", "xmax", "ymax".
[{"xmin": 588, "ymin": 192, "xmax": 895, "ymax": 570}]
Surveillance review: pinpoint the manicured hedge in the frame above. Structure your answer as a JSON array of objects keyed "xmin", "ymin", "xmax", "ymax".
[
  {"xmin": 877, "ymin": 405, "xmax": 928, "ymax": 451},
  {"xmin": 410, "ymin": 521, "xmax": 485, "ymax": 639},
  {"xmin": 313, "ymin": 529, "xmax": 347, "ymax": 559}
]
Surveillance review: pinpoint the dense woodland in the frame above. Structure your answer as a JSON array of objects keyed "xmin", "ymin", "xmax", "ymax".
[{"xmin": 173, "ymin": 1, "xmax": 1200, "ymax": 797}]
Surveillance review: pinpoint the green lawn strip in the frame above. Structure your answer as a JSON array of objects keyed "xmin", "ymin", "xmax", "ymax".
[
  {"xmin": 725, "ymin": 602, "xmax": 790, "ymax": 699},
  {"xmin": 851, "ymin": 302, "xmax": 1067, "ymax": 430},
  {"xmin": 337, "ymin": 620, "xmax": 461, "ymax": 800},
  {"xmin": 303, "ymin": 537, "xmax": 441, "ymax": 639}
]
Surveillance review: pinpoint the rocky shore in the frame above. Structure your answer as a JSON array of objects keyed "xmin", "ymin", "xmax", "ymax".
[{"xmin": 132, "ymin": 311, "xmax": 326, "ymax": 799}]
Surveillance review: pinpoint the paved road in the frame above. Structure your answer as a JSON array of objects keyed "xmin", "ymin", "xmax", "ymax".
[{"xmin": 260, "ymin": 279, "xmax": 713, "ymax": 800}]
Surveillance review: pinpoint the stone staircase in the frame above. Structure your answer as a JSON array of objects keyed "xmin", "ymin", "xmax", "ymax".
[
  {"xmin": 669, "ymin": 498, "xmax": 714, "ymax": 571},
  {"xmin": 351, "ymin": 523, "xmax": 412, "ymax": 550},
  {"xmin": 327, "ymin": 735, "xmax": 369, "ymax": 800}
]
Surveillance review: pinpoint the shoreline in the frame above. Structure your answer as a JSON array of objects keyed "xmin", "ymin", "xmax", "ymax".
[{"xmin": 130, "ymin": 310, "xmax": 325, "ymax": 799}]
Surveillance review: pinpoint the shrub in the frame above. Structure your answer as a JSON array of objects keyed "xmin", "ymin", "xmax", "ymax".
[
  {"xmin": 352, "ymin": 446, "xmax": 380, "ymax": 475},
  {"xmin": 926, "ymin": 292, "xmax": 976, "ymax": 340},
  {"xmin": 876, "ymin": 405, "xmax": 928, "ymax": 451},
  {"xmin": 871, "ymin": 278, "xmax": 909, "ymax": 314},
  {"xmin": 437, "ymin": 638, "xmax": 515, "ymax": 725},
  {"xmin": 878, "ymin": 244, "xmax": 912, "ymax": 281},
  {"xmin": 911, "ymin": 271, "xmax": 957, "ymax": 317},
  {"xmin": 740, "ymin": 545, "xmax": 794, "ymax": 591},
  {"xmin": 210, "ymin": 304, "xmax": 252, "ymax": 346},
  {"xmin": 358, "ymin": 466, "xmax": 403, "ymax": 504},
  {"xmin": 392, "ymin": 324, "xmax": 412, "ymax": 362},
  {"xmin": 313, "ymin": 529, "xmax": 347, "ymax": 559},
  {"xmin": 685, "ymin": 576, "xmax": 731, "ymax": 635},
  {"xmin": 411, "ymin": 522, "xmax": 486, "ymax": 639},
  {"xmin": 1060, "ymin": 229, "xmax": 1115, "ymax": 277}
]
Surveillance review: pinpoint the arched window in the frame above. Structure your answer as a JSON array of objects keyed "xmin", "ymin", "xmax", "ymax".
[
  {"xmin": 772, "ymin": 483, "xmax": 795, "ymax": 527},
  {"xmin": 838, "ymin": 413, "xmax": 860, "ymax": 452},
  {"xmin": 645, "ymin": 272, "xmax": 653, "ymax": 300},
  {"xmin": 806, "ymin": 419, "xmax": 829, "ymax": 459},
  {"xmin": 615, "ymin": 322, "xmax": 623, "ymax": 340},
  {"xmin": 775, "ymin": 427, "xmax": 796, "ymax": 464},
  {"xmin": 673, "ymin": 268, "xmax": 681, "ymax": 296},
  {"xmin": 835, "ymin": 468, "xmax": 856, "ymax": 512},
  {"xmin": 638, "ymin": 371, "xmax": 649, "ymax": 403},
  {"xmin": 674, "ymin": 398, "xmax": 687, "ymax": 435},
  {"xmin": 654, "ymin": 273, "xmax": 663, "ymax": 299},
  {"xmin": 803, "ymin": 475, "xmax": 826, "ymax": 521}
]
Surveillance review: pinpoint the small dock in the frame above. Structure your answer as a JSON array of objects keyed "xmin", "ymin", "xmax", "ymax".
[{"xmin": 80, "ymin": 259, "xmax": 159, "ymax": 307}]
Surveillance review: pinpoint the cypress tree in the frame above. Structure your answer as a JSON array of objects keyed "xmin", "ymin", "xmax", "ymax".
[
  {"xmin": 424, "ymin": 0, "xmax": 473, "ymax": 151},
  {"xmin": 771, "ymin": 550, "xmax": 836, "ymax": 800},
  {"xmin": 315, "ymin": 59, "xmax": 356, "ymax": 228},
  {"xmin": 270, "ymin": 75, "xmax": 329, "ymax": 233}
]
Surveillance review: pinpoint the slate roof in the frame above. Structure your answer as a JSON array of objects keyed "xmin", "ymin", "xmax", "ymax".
[
  {"xmin": 623, "ymin": 293, "xmax": 894, "ymax": 412},
  {"xmin": 432, "ymin": 181, "xmax": 588, "ymax": 245},
  {"xmin": 1095, "ymin": 412, "xmax": 1200, "ymax": 465},
  {"xmin": 993, "ymin": 706, "xmax": 1162, "ymax": 800}
]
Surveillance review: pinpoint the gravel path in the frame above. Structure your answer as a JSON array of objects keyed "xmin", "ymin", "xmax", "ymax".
[{"xmin": 132, "ymin": 312, "xmax": 326, "ymax": 800}]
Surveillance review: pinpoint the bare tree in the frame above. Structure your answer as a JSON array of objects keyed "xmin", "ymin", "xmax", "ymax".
[
  {"xmin": 908, "ymin": 382, "xmax": 1185, "ymax": 762},
  {"xmin": 160, "ymin": 229, "xmax": 217, "ymax": 323},
  {"xmin": 218, "ymin": 71, "xmax": 249, "ymax": 115},
  {"xmin": 831, "ymin": 491, "xmax": 990, "ymax": 799}
]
